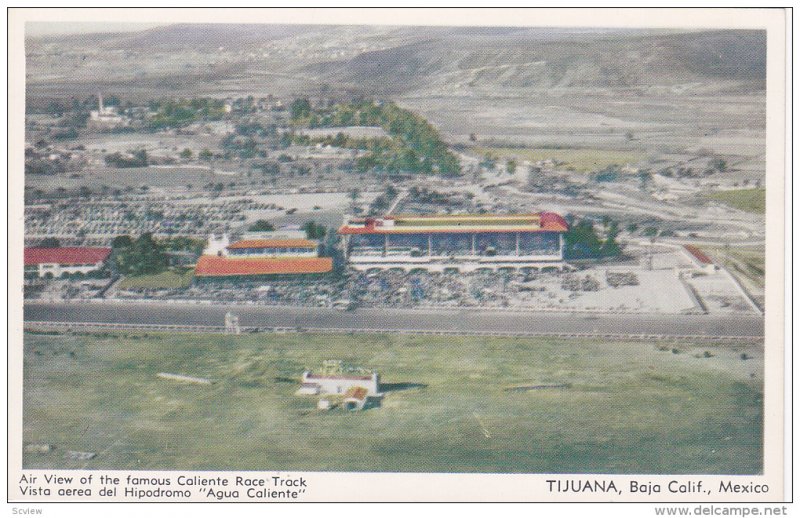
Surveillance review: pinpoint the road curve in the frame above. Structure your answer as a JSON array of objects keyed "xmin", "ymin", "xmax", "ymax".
[{"xmin": 23, "ymin": 301, "xmax": 764, "ymax": 339}]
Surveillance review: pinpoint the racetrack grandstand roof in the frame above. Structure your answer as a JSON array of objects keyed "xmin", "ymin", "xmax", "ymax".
[
  {"xmin": 24, "ymin": 247, "xmax": 111, "ymax": 265},
  {"xmin": 194, "ymin": 255, "xmax": 333, "ymax": 277},
  {"xmin": 338, "ymin": 212, "xmax": 568, "ymax": 235},
  {"xmin": 227, "ymin": 239, "xmax": 318, "ymax": 250}
]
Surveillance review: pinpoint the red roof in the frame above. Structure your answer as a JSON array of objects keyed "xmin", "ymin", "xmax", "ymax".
[
  {"xmin": 344, "ymin": 386, "xmax": 369, "ymax": 401},
  {"xmin": 24, "ymin": 247, "xmax": 111, "ymax": 266},
  {"xmin": 684, "ymin": 245, "xmax": 714, "ymax": 265},
  {"xmin": 227, "ymin": 239, "xmax": 317, "ymax": 250},
  {"xmin": 539, "ymin": 212, "xmax": 569, "ymax": 232},
  {"xmin": 195, "ymin": 255, "xmax": 333, "ymax": 277}
]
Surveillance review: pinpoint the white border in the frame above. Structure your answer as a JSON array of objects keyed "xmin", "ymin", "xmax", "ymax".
[{"xmin": 6, "ymin": 7, "xmax": 790, "ymax": 507}]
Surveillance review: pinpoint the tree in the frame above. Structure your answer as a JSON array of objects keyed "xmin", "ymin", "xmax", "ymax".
[
  {"xmin": 480, "ymin": 153, "xmax": 497, "ymax": 171},
  {"xmin": 600, "ymin": 221, "xmax": 621, "ymax": 256},
  {"xmin": 506, "ymin": 159, "xmax": 517, "ymax": 175},
  {"xmin": 38, "ymin": 237, "xmax": 61, "ymax": 248},
  {"xmin": 290, "ymin": 98, "xmax": 312, "ymax": 120},
  {"xmin": 199, "ymin": 148, "xmax": 213, "ymax": 161},
  {"xmin": 638, "ymin": 170, "xmax": 652, "ymax": 191},
  {"xmin": 180, "ymin": 148, "xmax": 193, "ymax": 159},
  {"xmin": 133, "ymin": 149, "xmax": 148, "ymax": 166},
  {"xmin": 253, "ymin": 161, "xmax": 280, "ymax": 176},
  {"xmin": 248, "ymin": 220, "xmax": 275, "ymax": 232},
  {"xmin": 626, "ymin": 223, "xmax": 639, "ymax": 234},
  {"xmin": 105, "ymin": 149, "xmax": 148, "ymax": 168},
  {"xmin": 111, "ymin": 235, "xmax": 133, "ymax": 249},
  {"xmin": 302, "ymin": 221, "xmax": 327, "ymax": 240},
  {"xmin": 643, "ymin": 226, "xmax": 659, "ymax": 237},
  {"xmin": 563, "ymin": 219, "xmax": 603, "ymax": 259},
  {"xmin": 112, "ymin": 233, "xmax": 168, "ymax": 276}
]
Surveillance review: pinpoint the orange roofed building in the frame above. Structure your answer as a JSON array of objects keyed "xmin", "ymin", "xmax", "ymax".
[{"xmin": 195, "ymin": 231, "xmax": 333, "ymax": 280}]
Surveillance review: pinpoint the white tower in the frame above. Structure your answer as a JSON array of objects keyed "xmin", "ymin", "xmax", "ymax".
[{"xmin": 203, "ymin": 233, "xmax": 230, "ymax": 257}]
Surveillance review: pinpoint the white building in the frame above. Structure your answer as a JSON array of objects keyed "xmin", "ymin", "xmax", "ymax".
[
  {"xmin": 203, "ymin": 231, "xmax": 318, "ymax": 258},
  {"xmin": 88, "ymin": 94, "xmax": 129, "ymax": 129},
  {"xmin": 203, "ymin": 233, "xmax": 231, "ymax": 257},
  {"xmin": 24, "ymin": 247, "xmax": 111, "ymax": 278},
  {"xmin": 196, "ymin": 231, "xmax": 333, "ymax": 280},
  {"xmin": 297, "ymin": 360, "xmax": 380, "ymax": 397}
]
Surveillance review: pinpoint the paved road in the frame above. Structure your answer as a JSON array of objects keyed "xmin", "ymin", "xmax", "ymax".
[{"xmin": 24, "ymin": 301, "xmax": 764, "ymax": 339}]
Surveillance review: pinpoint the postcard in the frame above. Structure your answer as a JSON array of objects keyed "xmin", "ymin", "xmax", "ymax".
[{"xmin": 7, "ymin": 7, "xmax": 790, "ymax": 507}]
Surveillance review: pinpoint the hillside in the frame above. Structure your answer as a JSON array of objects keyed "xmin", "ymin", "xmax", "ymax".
[
  {"xmin": 305, "ymin": 30, "xmax": 765, "ymax": 95},
  {"xmin": 26, "ymin": 25, "xmax": 765, "ymax": 99},
  {"xmin": 24, "ymin": 24, "xmax": 766, "ymax": 157}
]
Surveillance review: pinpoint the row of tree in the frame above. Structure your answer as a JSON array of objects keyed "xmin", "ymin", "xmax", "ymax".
[
  {"xmin": 111, "ymin": 233, "xmax": 168, "ymax": 275},
  {"xmin": 289, "ymin": 99, "xmax": 461, "ymax": 176},
  {"xmin": 147, "ymin": 99, "xmax": 227, "ymax": 130},
  {"xmin": 104, "ymin": 150, "xmax": 148, "ymax": 168}
]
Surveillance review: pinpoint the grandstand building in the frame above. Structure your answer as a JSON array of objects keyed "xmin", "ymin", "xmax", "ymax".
[
  {"xmin": 194, "ymin": 230, "xmax": 333, "ymax": 280},
  {"xmin": 338, "ymin": 212, "xmax": 569, "ymax": 272}
]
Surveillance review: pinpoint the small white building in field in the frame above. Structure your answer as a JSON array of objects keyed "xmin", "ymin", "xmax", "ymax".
[{"xmin": 297, "ymin": 360, "xmax": 380, "ymax": 396}]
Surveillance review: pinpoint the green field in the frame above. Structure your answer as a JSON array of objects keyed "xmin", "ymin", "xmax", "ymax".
[
  {"xmin": 708, "ymin": 188, "xmax": 766, "ymax": 214},
  {"xmin": 117, "ymin": 269, "xmax": 194, "ymax": 290},
  {"xmin": 474, "ymin": 146, "xmax": 645, "ymax": 173},
  {"xmin": 23, "ymin": 332, "xmax": 762, "ymax": 473}
]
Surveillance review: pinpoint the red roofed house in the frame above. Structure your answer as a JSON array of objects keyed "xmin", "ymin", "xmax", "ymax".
[
  {"xmin": 338, "ymin": 212, "xmax": 569, "ymax": 272},
  {"xmin": 195, "ymin": 230, "xmax": 333, "ymax": 280},
  {"xmin": 24, "ymin": 247, "xmax": 112, "ymax": 279}
]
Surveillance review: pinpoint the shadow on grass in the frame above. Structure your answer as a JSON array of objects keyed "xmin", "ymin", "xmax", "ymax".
[{"xmin": 380, "ymin": 382, "xmax": 428, "ymax": 392}]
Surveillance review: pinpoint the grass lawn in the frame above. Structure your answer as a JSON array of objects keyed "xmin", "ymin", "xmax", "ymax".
[
  {"xmin": 473, "ymin": 146, "xmax": 645, "ymax": 173},
  {"xmin": 22, "ymin": 332, "xmax": 762, "ymax": 473},
  {"xmin": 118, "ymin": 269, "xmax": 194, "ymax": 290},
  {"xmin": 708, "ymin": 188, "xmax": 766, "ymax": 214}
]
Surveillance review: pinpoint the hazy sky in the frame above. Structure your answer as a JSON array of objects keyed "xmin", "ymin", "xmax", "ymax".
[{"xmin": 26, "ymin": 22, "xmax": 168, "ymax": 37}]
